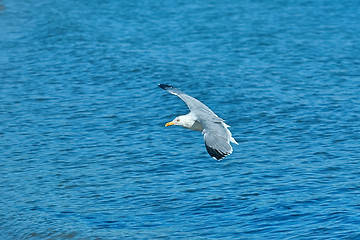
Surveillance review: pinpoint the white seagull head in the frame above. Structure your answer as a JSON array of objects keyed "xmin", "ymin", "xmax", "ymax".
[{"xmin": 165, "ymin": 115, "xmax": 194, "ymax": 129}]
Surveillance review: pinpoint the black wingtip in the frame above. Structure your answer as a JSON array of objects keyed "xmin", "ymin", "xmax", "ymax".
[
  {"xmin": 158, "ymin": 84, "xmax": 174, "ymax": 90},
  {"xmin": 205, "ymin": 145, "xmax": 227, "ymax": 161}
]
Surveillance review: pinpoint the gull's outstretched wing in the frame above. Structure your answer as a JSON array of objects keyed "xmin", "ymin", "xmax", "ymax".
[
  {"xmin": 158, "ymin": 84, "xmax": 222, "ymax": 121},
  {"xmin": 201, "ymin": 120, "xmax": 233, "ymax": 160}
]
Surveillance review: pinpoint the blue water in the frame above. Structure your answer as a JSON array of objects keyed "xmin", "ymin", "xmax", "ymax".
[{"xmin": 1, "ymin": 0, "xmax": 360, "ymax": 239}]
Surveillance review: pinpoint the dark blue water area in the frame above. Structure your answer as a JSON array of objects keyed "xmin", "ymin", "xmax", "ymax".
[{"xmin": 1, "ymin": 0, "xmax": 360, "ymax": 239}]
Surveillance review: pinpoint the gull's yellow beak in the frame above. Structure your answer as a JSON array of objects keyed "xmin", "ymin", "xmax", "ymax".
[{"xmin": 165, "ymin": 121, "xmax": 175, "ymax": 127}]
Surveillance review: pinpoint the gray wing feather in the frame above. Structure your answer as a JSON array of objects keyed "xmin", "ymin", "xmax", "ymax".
[
  {"xmin": 202, "ymin": 121, "xmax": 233, "ymax": 160},
  {"xmin": 158, "ymin": 84, "xmax": 222, "ymax": 121}
]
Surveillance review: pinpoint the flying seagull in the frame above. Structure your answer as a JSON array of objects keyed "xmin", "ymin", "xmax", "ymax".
[{"xmin": 159, "ymin": 84, "xmax": 238, "ymax": 160}]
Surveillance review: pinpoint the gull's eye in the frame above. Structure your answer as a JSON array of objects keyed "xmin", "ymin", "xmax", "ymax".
[{"xmin": 177, "ymin": 119, "xmax": 180, "ymax": 122}]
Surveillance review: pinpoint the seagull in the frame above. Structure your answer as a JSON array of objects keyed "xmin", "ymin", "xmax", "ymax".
[{"xmin": 159, "ymin": 84, "xmax": 238, "ymax": 160}]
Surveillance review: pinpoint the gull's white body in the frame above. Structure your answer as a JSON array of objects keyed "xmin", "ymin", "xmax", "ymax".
[{"xmin": 159, "ymin": 84, "xmax": 238, "ymax": 160}]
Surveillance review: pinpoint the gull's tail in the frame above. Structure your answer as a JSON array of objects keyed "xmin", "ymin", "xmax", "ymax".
[{"xmin": 230, "ymin": 137, "xmax": 239, "ymax": 145}]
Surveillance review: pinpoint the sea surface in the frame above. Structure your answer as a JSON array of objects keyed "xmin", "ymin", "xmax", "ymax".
[{"xmin": 1, "ymin": 0, "xmax": 360, "ymax": 239}]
